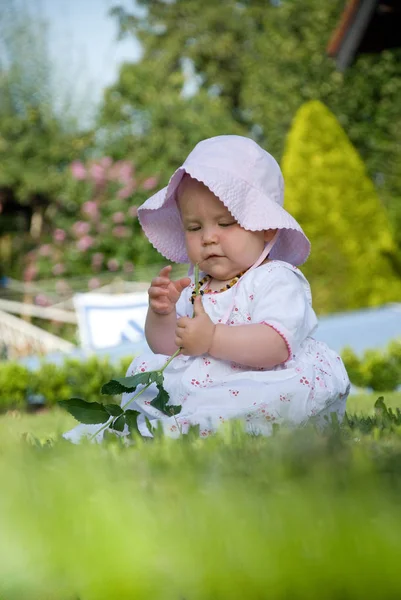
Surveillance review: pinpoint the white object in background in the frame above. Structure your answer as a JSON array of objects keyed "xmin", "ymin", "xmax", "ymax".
[
  {"xmin": 73, "ymin": 292, "xmax": 149, "ymax": 350},
  {"xmin": 0, "ymin": 309, "xmax": 75, "ymax": 359}
]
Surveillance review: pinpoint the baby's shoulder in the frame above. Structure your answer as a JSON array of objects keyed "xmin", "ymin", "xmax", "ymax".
[
  {"xmin": 250, "ymin": 260, "xmax": 306, "ymax": 283},
  {"xmin": 244, "ymin": 260, "xmax": 312, "ymax": 303}
]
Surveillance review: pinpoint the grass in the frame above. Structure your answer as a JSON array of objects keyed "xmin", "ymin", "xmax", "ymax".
[
  {"xmin": 0, "ymin": 407, "xmax": 75, "ymax": 441},
  {"xmin": 1, "ymin": 392, "xmax": 401, "ymax": 598},
  {"xmin": 347, "ymin": 390, "xmax": 401, "ymax": 414}
]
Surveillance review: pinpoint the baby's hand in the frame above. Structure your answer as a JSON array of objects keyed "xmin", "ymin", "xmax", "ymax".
[
  {"xmin": 148, "ymin": 265, "xmax": 190, "ymax": 315},
  {"xmin": 175, "ymin": 296, "xmax": 216, "ymax": 356}
]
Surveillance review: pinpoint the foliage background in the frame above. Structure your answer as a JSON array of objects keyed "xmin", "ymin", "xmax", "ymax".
[
  {"xmin": 105, "ymin": 0, "xmax": 401, "ymax": 240},
  {"xmin": 0, "ymin": 0, "xmax": 400, "ymax": 315},
  {"xmin": 282, "ymin": 100, "xmax": 401, "ymax": 312}
]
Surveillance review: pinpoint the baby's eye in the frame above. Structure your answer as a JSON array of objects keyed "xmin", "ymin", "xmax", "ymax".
[
  {"xmin": 187, "ymin": 226, "xmax": 201, "ymax": 232},
  {"xmin": 219, "ymin": 222, "xmax": 235, "ymax": 228}
]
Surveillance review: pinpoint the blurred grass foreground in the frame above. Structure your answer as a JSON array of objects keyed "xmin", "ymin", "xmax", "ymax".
[{"xmin": 1, "ymin": 404, "xmax": 401, "ymax": 599}]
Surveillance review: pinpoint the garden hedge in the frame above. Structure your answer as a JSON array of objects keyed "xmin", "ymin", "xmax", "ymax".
[{"xmin": 0, "ymin": 341, "xmax": 400, "ymax": 413}]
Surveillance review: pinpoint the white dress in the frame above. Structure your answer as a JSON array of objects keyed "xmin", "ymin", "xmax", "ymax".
[{"xmin": 64, "ymin": 261, "xmax": 350, "ymax": 442}]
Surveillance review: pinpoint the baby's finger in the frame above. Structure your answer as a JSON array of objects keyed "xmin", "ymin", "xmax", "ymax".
[
  {"xmin": 150, "ymin": 276, "xmax": 171, "ymax": 288},
  {"xmin": 148, "ymin": 286, "xmax": 169, "ymax": 298},
  {"xmin": 158, "ymin": 265, "xmax": 172, "ymax": 278},
  {"xmin": 176, "ymin": 317, "xmax": 190, "ymax": 328},
  {"xmin": 173, "ymin": 277, "xmax": 191, "ymax": 294},
  {"xmin": 176, "ymin": 340, "xmax": 188, "ymax": 354}
]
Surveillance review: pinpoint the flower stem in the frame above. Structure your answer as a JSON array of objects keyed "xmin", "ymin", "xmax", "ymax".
[
  {"xmin": 192, "ymin": 263, "xmax": 200, "ymax": 319},
  {"xmin": 88, "ymin": 418, "xmax": 112, "ymax": 442},
  {"xmin": 161, "ymin": 347, "xmax": 181, "ymax": 371}
]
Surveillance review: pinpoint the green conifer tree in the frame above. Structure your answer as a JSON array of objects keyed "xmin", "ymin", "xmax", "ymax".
[{"xmin": 282, "ymin": 100, "xmax": 401, "ymax": 313}]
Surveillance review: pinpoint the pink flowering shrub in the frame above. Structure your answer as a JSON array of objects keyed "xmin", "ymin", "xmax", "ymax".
[{"xmin": 26, "ymin": 158, "xmax": 161, "ymax": 287}]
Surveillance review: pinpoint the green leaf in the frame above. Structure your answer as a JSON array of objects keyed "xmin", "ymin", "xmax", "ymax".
[
  {"xmin": 149, "ymin": 370, "xmax": 164, "ymax": 385},
  {"xmin": 150, "ymin": 383, "xmax": 182, "ymax": 416},
  {"xmin": 149, "ymin": 384, "xmax": 170, "ymax": 413},
  {"xmin": 58, "ymin": 398, "xmax": 110, "ymax": 425},
  {"xmin": 101, "ymin": 372, "xmax": 152, "ymax": 395},
  {"xmin": 125, "ymin": 409, "xmax": 141, "ymax": 435},
  {"xmin": 110, "ymin": 414, "xmax": 126, "ymax": 432},
  {"xmin": 167, "ymin": 404, "xmax": 182, "ymax": 416},
  {"xmin": 104, "ymin": 404, "xmax": 124, "ymax": 417}
]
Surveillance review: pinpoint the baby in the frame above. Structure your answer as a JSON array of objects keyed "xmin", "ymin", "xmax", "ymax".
[{"xmin": 65, "ymin": 135, "xmax": 350, "ymax": 441}]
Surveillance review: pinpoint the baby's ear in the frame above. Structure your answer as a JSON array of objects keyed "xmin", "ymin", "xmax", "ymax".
[{"xmin": 263, "ymin": 228, "xmax": 278, "ymax": 242}]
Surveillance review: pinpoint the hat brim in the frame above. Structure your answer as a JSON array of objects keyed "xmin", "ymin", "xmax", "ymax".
[{"xmin": 137, "ymin": 164, "xmax": 310, "ymax": 266}]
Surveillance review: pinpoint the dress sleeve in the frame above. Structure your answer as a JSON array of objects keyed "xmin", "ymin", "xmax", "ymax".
[{"xmin": 250, "ymin": 266, "xmax": 318, "ymax": 359}]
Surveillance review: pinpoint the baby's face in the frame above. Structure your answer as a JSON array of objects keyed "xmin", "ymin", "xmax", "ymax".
[{"xmin": 177, "ymin": 176, "xmax": 274, "ymax": 281}]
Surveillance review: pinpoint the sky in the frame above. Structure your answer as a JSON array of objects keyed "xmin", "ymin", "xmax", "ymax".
[{"xmin": 38, "ymin": 0, "xmax": 142, "ymax": 124}]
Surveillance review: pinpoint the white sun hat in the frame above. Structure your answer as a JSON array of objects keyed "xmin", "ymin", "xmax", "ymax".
[{"xmin": 137, "ymin": 135, "xmax": 310, "ymax": 266}]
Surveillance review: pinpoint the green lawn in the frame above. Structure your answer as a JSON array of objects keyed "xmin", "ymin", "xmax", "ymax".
[
  {"xmin": 0, "ymin": 407, "xmax": 75, "ymax": 441},
  {"xmin": 1, "ymin": 392, "xmax": 401, "ymax": 598},
  {"xmin": 347, "ymin": 390, "xmax": 401, "ymax": 414}
]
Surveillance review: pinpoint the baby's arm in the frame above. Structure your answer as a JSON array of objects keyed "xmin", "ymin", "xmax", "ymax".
[
  {"xmin": 145, "ymin": 310, "xmax": 179, "ymax": 355},
  {"xmin": 145, "ymin": 266, "xmax": 190, "ymax": 355},
  {"xmin": 209, "ymin": 323, "xmax": 289, "ymax": 369},
  {"xmin": 176, "ymin": 295, "xmax": 289, "ymax": 368}
]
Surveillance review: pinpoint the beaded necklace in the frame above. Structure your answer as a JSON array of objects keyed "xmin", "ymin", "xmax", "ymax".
[{"xmin": 190, "ymin": 270, "xmax": 246, "ymax": 304}]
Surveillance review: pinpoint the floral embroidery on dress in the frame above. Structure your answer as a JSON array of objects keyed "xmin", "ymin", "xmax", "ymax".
[
  {"xmin": 263, "ymin": 413, "xmax": 276, "ymax": 421},
  {"xmin": 190, "ymin": 374, "xmax": 213, "ymax": 388},
  {"xmin": 200, "ymin": 429, "xmax": 213, "ymax": 437},
  {"xmin": 316, "ymin": 376, "xmax": 327, "ymax": 389},
  {"xmin": 246, "ymin": 402, "xmax": 278, "ymax": 423},
  {"xmin": 230, "ymin": 361, "xmax": 247, "ymax": 371}
]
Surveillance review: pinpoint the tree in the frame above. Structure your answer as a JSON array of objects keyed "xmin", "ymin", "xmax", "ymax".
[
  {"xmin": 104, "ymin": 0, "xmax": 401, "ymax": 245},
  {"xmin": 98, "ymin": 57, "xmax": 246, "ymax": 179},
  {"xmin": 282, "ymin": 100, "xmax": 401, "ymax": 313},
  {"xmin": 0, "ymin": 0, "xmax": 94, "ymax": 277}
]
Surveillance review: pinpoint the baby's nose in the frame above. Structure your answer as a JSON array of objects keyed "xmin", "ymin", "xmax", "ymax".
[{"xmin": 202, "ymin": 227, "xmax": 218, "ymax": 244}]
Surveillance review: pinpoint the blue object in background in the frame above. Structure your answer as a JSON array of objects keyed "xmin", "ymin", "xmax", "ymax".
[
  {"xmin": 314, "ymin": 303, "xmax": 401, "ymax": 356},
  {"xmin": 19, "ymin": 340, "xmax": 149, "ymax": 371},
  {"xmin": 18, "ymin": 303, "xmax": 401, "ymax": 374}
]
